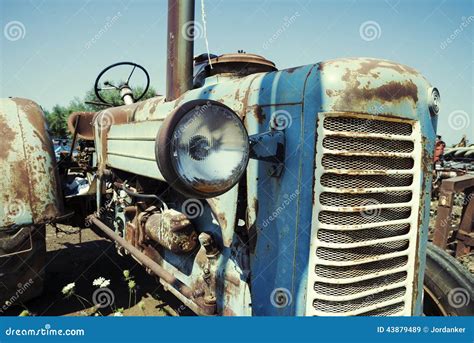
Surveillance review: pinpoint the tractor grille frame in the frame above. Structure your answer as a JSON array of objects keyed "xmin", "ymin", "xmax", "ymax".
[{"xmin": 305, "ymin": 112, "xmax": 422, "ymax": 316}]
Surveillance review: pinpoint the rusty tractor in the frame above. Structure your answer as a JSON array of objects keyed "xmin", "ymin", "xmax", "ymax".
[{"xmin": 1, "ymin": 0, "xmax": 473, "ymax": 316}]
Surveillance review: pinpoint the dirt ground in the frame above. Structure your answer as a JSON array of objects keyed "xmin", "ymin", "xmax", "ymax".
[{"xmin": 3, "ymin": 224, "xmax": 192, "ymax": 317}]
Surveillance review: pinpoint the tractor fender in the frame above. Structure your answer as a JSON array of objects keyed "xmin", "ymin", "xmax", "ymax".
[{"xmin": 0, "ymin": 97, "xmax": 63, "ymax": 228}]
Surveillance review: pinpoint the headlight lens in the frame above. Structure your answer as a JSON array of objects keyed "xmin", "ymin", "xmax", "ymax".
[{"xmin": 156, "ymin": 100, "xmax": 249, "ymax": 198}]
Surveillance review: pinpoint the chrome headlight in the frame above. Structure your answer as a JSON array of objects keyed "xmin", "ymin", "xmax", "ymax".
[{"xmin": 156, "ymin": 100, "xmax": 249, "ymax": 198}]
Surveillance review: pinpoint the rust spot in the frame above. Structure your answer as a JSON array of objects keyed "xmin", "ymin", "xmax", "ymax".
[
  {"xmin": 357, "ymin": 59, "xmax": 419, "ymax": 76},
  {"xmin": 0, "ymin": 112, "xmax": 16, "ymax": 160},
  {"xmin": 336, "ymin": 76, "xmax": 418, "ymax": 109},
  {"xmin": 253, "ymin": 197, "xmax": 259, "ymax": 216},
  {"xmin": 253, "ymin": 105, "xmax": 265, "ymax": 124},
  {"xmin": 218, "ymin": 212, "xmax": 227, "ymax": 230},
  {"xmin": 317, "ymin": 63, "xmax": 324, "ymax": 71},
  {"xmin": 286, "ymin": 67, "xmax": 298, "ymax": 74}
]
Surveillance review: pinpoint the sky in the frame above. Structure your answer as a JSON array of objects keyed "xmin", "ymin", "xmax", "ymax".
[{"xmin": 0, "ymin": 0, "xmax": 472, "ymax": 145}]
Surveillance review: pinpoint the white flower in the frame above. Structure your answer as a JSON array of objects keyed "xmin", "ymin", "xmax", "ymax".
[
  {"xmin": 62, "ymin": 282, "xmax": 75, "ymax": 295},
  {"xmin": 93, "ymin": 277, "xmax": 111, "ymax": 288},
  {"xmin": 113, "ymin": 312, "xmax": 123, "ymax": 316}
]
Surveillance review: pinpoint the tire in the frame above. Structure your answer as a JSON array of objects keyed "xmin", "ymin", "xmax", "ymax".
[
  {"xmin": 0, "ymin": 225, "xmax": 46, "ymax": 313},
  {"xmin": 423, "ymin": 242, "xmax": 474, "ymax": 316}
]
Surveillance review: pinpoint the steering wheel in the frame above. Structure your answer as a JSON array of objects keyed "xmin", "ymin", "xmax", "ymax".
[{"xmin": 94, "ymin": 62, "xmax": 150, "ymax": 105}]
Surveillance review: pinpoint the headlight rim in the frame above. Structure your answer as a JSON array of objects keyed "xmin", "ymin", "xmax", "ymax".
[{"xmin": 155, "ymin": 99, "xmax": 249, "ymax": 198}]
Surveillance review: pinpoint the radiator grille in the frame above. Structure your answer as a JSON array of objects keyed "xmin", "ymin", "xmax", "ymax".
[{"xmin": 306, "ymin": 113, "xmax": 421, "ymax": 316}]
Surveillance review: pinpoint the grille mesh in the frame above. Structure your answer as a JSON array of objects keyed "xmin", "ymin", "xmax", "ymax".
[
  {"xmin": 320, "ymin": 191, "xmax": 412, "ymax": 207},
  {"xmin": 307, "ymin": 113, "xmax": 418, "ymax": 316},
  {"xmin": 314, "ymin": 272, "xmax": 407, "ymax": 297},
  {"xmin": 320, "ymin": 173, "xmax": 413, "ymax": 189},
  {"xmin": 315, "ymin": 256, "xmax": 408, "ymax": 279},
  {"xmin": 323, "ymin": 116, "xmax": 413, "ymax": 136},
  {"xmin": 316, "ymin": 240, "xmax": 409, "ymax": 262},
  {"xmin": 322, "ymin": 155, "xmax": 414, "ymax": 170},
  {"xmin": 313, "ymin": 287, "xmax": 406, "ymax": 313},
  {"xmin": 319, "ymin": 208, "xmax": 411, "ymax": 225},
  {"xmin": 323, "ymin": 136, "xmax": 414, "ymax": 153},
  {"xmin": 317, "ymin": 224, "xmax": 410, "ymax": 244},
  {"xmin": 357, "ymin": 302, "xmax": 405, "ymax": 316}
]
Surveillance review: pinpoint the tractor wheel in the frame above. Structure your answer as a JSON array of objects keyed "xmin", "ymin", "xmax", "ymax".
[
  {"xmin": 0, "ymin": 225, "xmax": 46, "ymax": 312},
  {"xmin": 423, "ymin": 242, "xmax": 474, "ymax": 316}
]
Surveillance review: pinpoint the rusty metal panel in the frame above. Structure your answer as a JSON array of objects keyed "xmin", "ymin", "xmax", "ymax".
[{"xmin": 0, "ymin": 98, "xmax": 62, "ymax": 228}]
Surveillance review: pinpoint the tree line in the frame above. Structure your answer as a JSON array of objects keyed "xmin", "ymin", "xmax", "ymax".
[{"xmin": 44, "ymin": 86, "xmax": 157, "ymax": 137}]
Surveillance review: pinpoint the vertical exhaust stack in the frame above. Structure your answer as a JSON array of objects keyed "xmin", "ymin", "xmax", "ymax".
[{"xmin": 166, "ymin": 0, "xmax": 195, "ymax": 101}]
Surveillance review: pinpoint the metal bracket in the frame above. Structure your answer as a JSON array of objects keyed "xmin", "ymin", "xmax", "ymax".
[{"xmin": 248, "ymin": 130, "xmax": 285, "ymax": 177}]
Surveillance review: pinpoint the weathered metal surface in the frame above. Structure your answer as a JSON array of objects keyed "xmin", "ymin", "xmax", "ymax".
[
  {"xmin": 67, "ymin": 111, "xmax": 96, "ymax": 140},
  {"xmin": 0, "ymin": 98, "xmax": 62, "ymax": 228},
  {"xmin": 144, "ymin": 208, "xmax": 198, "ymax": 253},
  {"xmin": 90, "ymin": 57, "xmax": 435, "ymax": 316},
  {"xmin": 166, "ymin": 0, "xmax": 194, "ymax": 100},
  {"xmin": 433, "ymin": 175, "xmax": 474, "ymax": 257}
]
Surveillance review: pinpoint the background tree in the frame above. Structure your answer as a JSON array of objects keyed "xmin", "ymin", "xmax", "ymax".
[{"xmin": 45, "ymin": 86, "xmax": 157, "ymax": 137}]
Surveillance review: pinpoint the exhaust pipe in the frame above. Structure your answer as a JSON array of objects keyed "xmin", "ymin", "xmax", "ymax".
[{"xmin": 166, "ymin": 0, "xmax": 195, "ymax": 101}]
